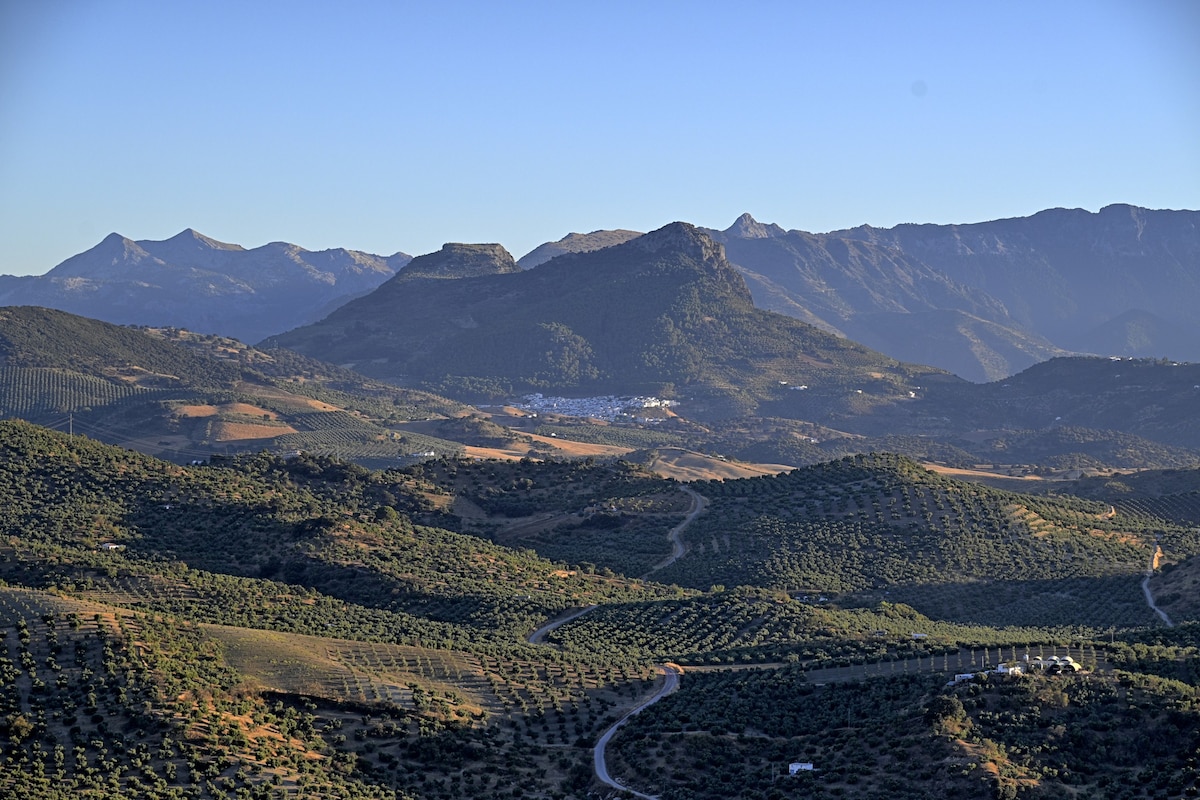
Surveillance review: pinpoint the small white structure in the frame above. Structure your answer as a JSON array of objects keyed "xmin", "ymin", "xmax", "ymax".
[
  {"xmin": 789, "ymin": 762, "xmax": 815, "ymax": 775},
  {"xmin": 99, "ymin": 543, "xmax": 126, "ymax": 551},
  {"xmin": 948, "ymin": 663, "xmax": 1026, "ymax": 686},
  {"xmin": 1022, "ymin": 654, "xmax": 1081, "ymax": 673}
]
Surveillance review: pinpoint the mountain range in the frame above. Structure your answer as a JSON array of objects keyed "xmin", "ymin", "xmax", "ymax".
[
  {"xmin": 3, "ymin": 204, "xmax": 1195, "ymax": 384},
  {"xmin": 3, "ymin": 214, "xmax": 1199, "ymax": 474},
  {"xmin": 0, "ymin": 228, "xmax": 410, "ymax": 343},
  {"xmin": 511, "ymin": 206, "xmax": 1199, "ymax": 382},
  {"xmin": 705, "ymin": 204, "xmax": 1200, "ymax": 381}
]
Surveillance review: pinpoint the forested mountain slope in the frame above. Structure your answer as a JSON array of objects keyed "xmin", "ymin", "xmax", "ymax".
[{"xmin": 266, "ymin": 223, "xmax": 948, "ymax": 420}]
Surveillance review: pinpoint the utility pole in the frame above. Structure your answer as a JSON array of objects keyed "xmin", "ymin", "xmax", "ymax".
[{"xmin": 68, "ymin": 412, "xmax": 73, "ymax": 437}]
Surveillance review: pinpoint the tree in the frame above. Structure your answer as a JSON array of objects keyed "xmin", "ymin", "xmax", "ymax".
[
  {"xmin": 4, "ymin": 712, "xmax": 35, "ymax": 744},
  {"xmin": 924, "ymin": 695, "xmax": 966, "ymax": 730}
]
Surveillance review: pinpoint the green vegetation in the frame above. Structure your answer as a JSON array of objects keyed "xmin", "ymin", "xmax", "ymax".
[
  {"xmin": 604, "ymin": 662, "xmax": 1200, "ymax": 799},
  {"xmin": 653, "ymin": 455, "xmax": 1191, "ymax": 593},
  {"xmin": 0, "ymin": 421, "xmax": 666, "ymax": 653},
  {"xmin": 5, "ymin": 238, "xmax": 1200, "ymax": 800},
  {"xmin": 0, "ymin": 417, "xmax": 1198, "ymax": 799},
  {"xmin": 549, "ymin": 588, "xmax": 1054, "ymax": 665}
]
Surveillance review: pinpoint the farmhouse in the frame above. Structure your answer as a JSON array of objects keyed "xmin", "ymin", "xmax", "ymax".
[
  {"xmin": 947, "ymin": 662, "xmax": 1025, "ymax": 686},
  {"xmin": 789, "ymin": 762, "xmax": 815, "ymax": 775}
]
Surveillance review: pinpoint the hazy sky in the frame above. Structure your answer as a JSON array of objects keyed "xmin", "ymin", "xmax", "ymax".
[{"xmin": 1, "ymin": 0, "xmax": 1197, "ymax": 274}]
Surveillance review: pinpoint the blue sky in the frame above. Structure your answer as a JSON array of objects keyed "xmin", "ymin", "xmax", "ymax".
[{"xmin": 1, "ymin": 0, "xmax": 1197, "ymax": 274}]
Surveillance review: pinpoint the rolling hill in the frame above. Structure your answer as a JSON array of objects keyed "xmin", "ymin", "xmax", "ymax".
[
  {"xmin": 1, "ymin": 420, "xmax": 1199, "ymax": 800},
  {"xmin": 0, "ymin": 306, "xmax": 468, "ymax": 464},
  {"xmin": 4, "ymin": 304, "xmax": 1197, "ymax": 476}
]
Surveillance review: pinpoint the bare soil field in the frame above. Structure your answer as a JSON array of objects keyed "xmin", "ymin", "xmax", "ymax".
[{"xmin": 644, "ymin": 448, "xmax": 792, "ymax": 482}]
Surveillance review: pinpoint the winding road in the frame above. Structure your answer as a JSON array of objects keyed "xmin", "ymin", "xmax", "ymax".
[
  {"xmin": 1142, "ymin": 540, "xmax": 1175, "ymax": 628},
  {"xmin": 592, "ymin": 485, "xmax": 705, "ymax": 796},
  {"xmin": 524, "ymin": 484, "xmax": 707, "ymax": 798},
  {"xmin": 526, "ymin": 604, "xmax": 598, "ymax": 645},
  {"xmin": 641, "ymin": 485, "xmax": 706, "ymax": 578},
  {"xmin": 592, "ymin": 664, "xmax": 683, "ymax": 800}
]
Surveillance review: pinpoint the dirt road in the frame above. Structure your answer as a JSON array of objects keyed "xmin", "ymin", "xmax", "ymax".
[
  {"xmin": 641, "ymin": 485, "xmax": 706, "ymax": 578},
  {"xmin": 1143, "ymin": 541, "xmax": 1174, "ymax": 627}
]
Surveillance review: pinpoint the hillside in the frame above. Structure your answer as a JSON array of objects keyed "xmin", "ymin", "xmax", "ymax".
[
  {"xmin": 707, "ymin": 205, "xmax": 1200, "ymax": 381},
  {"xmin": 0, "ymin": 306, "xmax": 469, "ymax": 465},
  {"xmin": 0, "ymin": 422, "xmax": 675, "ymax": 799},
  {"xmin": 0, "ymin": 420, "xmax": 667, "ymax": 647},
  {"xmin": 1, "ymin": 421, "xmax": 1199, "ymax": 799},
  {"xmin": 649, "ymin": 453, "xmax": 1199, "ymax": 630},
  {"xmin": 376, "ymin": 450, "xmax": 1200, "ymax": 636},
  {"xmin": 909, "ymin": 356, "xmax": 1200, "ymax": 451},
  {"xmin": 0, "ymin": 228, "xmax": 409, "ymax": 342},
  {"xmin": 4, "ymin": 305, "xmax": 1196, "ymax": 477},
  {"xmin": 266, "ymin": 223, "xmax": 949, "ymax": 420}
]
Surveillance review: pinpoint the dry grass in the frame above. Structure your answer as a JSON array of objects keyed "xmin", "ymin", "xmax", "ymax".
[
  {"xmin": 643, "ymin": 448, "xmax": 792, "ymax": 482},
  {"xmin": 234, "ymin": 381, "xmax": 339, "ymax": 411},
  {"xmin": 922, "ymin": 462, "xmax": 1046, "ymax": 489},
  {"xmin": 175, "ymin": 404, "xmax": 219, "ymax": 418},
  {"xmin": 211, "ymin": 420, "xmax": 298, "ymax": 442},
  {"xmin": 225, "ymin": 402, "xmax": 279, "ymax": 418},
  {"xmin": 203, "ymin": 624, "xmax": 489, "ymax": 715},
  {"xmin": 462, "ymin": 433, "xmax": 633, "ymax": 462}
]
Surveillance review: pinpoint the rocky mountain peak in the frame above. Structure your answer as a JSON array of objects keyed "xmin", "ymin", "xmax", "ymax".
[
  {"xmin": 517, "ymin": 229, "xmax": 643, "ymax": 269},
  {"xmin": 164, "ymin": 228, "xmax": 244, "ymax": 251},
  {"xmin": 725, "ymin": 213, "xmax": 786, "ymax": 239},
  {"xmin": 3, "ymin": 229, "xmax": 406, "ymax": 344},
  {"xmin": 47, "ymin": 233, "xmax": 152, "ymax": 278},
  {"xmin": 399, "ymin": 243, "xmax": 520, "ymax": 280},
  {"xmin": 628, "ymin": 222, "xmax": 727, "ymax": 264},
  {"xmin": 139, "ymin": 229, "xmax": 245, "ymax": 266}
]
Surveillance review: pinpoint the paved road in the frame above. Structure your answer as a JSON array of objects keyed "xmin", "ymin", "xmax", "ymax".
[
  {"xmin": 521, "ymin": 482, "xmax": 703, "ymax": 797},
  {"xmin": 593, "ymin": 664, "xmax": 682, "ymax": 800}
]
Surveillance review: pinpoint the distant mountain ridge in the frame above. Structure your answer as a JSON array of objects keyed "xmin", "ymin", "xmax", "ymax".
[
  {"xmin": 10, "ymin": 204, "xmax": 1195, "ymax": 384},
  {"xmin": 517, "ymin": 229, "xmax": 643, "ymax": 269},
  {"xmin": 703, "ymin": 204, "xmax": 1199, "ymax": 381},
  {"xmin": 0, "ymin": 229, "xmax": 411, "ymax": 343}
]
